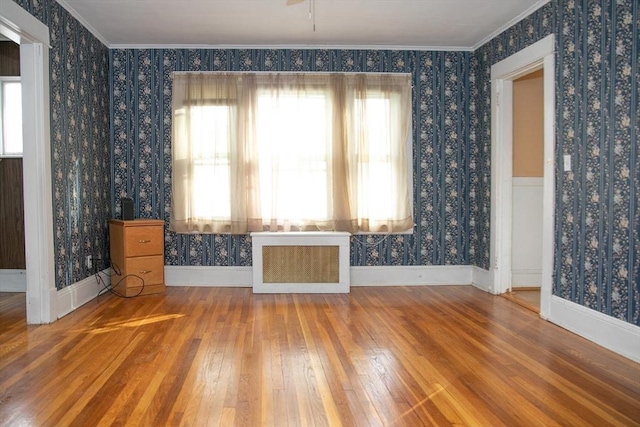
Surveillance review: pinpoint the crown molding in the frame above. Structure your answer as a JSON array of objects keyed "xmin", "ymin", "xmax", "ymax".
[
  {"xmin": 108, "ymin": 43, "xmax": 474, "ymax": 52},
  {"xmin": 55, "ymin": 0, "xmax": 109, "ymax": 47},
  {"xmin": 472, "ymin": 0, "xmax": 551, "ymax": 51}
]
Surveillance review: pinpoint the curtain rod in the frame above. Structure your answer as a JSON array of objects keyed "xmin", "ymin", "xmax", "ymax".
[{"xmin": 172, "ymin": 71, "xmax": 412, "ymax": 77}]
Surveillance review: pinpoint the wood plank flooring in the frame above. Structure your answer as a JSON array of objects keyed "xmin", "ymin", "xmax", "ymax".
[
  {"xmin": 501, "ymin": 288, "xmax": 541, "ymax": 313},
  {"xmin": 1, "ymin": 286, "xmax": 639, "ymax": 426}
]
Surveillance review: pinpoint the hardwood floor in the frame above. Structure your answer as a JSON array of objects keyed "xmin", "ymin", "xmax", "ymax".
[
  {"xmin": 1, "ymin": 287, "xmax": 639, "ymax": 426},
  {"xmin": 501, "ymin": 288, "xmax": 541, "ymax": 313}
]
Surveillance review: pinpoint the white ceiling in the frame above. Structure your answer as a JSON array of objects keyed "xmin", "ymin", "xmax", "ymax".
[{"xmin": 57, "ymin": 0, "xmax": 549, "ymax": 50}]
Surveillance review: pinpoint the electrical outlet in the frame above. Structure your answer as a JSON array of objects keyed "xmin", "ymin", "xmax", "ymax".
[{"xmin": 86, "ymin": 255, "xmax": 93, "ymax": 270}]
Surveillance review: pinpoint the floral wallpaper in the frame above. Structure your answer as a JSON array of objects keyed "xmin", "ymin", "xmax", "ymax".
[
  {"xmin": 553, "ymin": 0, "xmax": 638, "ymax": 325},
  {"xmin": 474, "ymin": 0, "xmax": 639, "ymax": 325},
  {"xmin": 110, "ymin": 49, "xmax": 473, "ymax": 268},
  {"xmin": 12, "ymin": 0, "xmax": 111, "ymax": 290}
]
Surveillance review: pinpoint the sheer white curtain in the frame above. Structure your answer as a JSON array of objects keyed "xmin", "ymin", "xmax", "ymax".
[
  {"xmin": 346, "ymin": 74, "xmax": 413, "ymax": 232},
  {"xmin": 171, "ymin": 72, "xmax": 413, "ymax": 234},
  {"xmin": 171, "ymin": 73, "xmax": 257, "ymax": 233}
]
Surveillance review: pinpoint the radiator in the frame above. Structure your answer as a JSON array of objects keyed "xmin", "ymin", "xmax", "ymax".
[{"xmin": 251, "ymin": 232, "xmax": 350, "ymax": 293}]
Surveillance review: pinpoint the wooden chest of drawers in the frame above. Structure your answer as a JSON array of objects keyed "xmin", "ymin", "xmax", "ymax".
[{"xmin": 108, "ymin": 219, "xmax": 165, "ymax": 296}]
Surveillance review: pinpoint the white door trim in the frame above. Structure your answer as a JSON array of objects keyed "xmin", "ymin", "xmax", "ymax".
[
  {"xmin": 0, "ymin": 0, "xmax": 56, "ymax": 323},
  {"xmin": 490, "ymin": 34, "xmax": 555, "ymax": 319}
]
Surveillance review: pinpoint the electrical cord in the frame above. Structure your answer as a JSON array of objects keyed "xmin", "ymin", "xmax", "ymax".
[
  {"xmin": 351, "ymin": 234, "xmax": 392, "ymax": 247},
  {"xmin": 93, "ymin": 258, "xmax": 145, "ymax": 299}
]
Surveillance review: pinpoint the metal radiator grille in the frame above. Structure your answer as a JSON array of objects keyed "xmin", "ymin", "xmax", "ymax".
[{"xmin": 262, "ymin": 245, "xmax": 339, "ymax": 283}]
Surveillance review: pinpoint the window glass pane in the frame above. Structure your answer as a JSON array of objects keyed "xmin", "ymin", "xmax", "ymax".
[
  {"xmin": 256, "ymin": 91, "xmax": 329, "ymax": 222},
  {"xmin": 355, "ymin": 96, "xmax": 394, "ymax": 219},
  {"xmin": 193, "ymin": 161, "xmax": 230, "ymax": 219},
  {"xmin": 3, "ymin": 81, "xmax": 22, "ymax": 155},
  {"xmin": 190, "ymin": 105, "xmax": 231, "ymax": 219}
]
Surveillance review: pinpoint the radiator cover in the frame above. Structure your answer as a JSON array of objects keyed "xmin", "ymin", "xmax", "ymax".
[{"xmin": 251, "ymin": 232, "xmax": 350, "ymax": 293}]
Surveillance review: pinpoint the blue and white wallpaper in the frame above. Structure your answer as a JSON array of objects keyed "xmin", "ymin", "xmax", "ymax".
[
  {"xmin": 552, "ymin": 0, "xmax": 638, "ymax": 325},
  {"xmin": 12, "ymin": 0, "xmax": 111, "ymax": 290},
  {"xmin": 110, "ymin": 49, "xmax": 473, "ymax": 268},
  {"xmin": 474, "ymin": 0, "xmax": 639, "ymax": 325}
]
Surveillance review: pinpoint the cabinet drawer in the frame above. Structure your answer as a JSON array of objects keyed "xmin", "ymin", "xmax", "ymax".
[
  {"xmin": 124, "ymin": 226, "xmax": 163, "ymax": 257},
  {"xmin": 126, "ymin": 256, "xmax": 164, "ymax": 286}
]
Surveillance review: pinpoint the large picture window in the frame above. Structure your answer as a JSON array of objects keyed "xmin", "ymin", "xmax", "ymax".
[{"xmin": 171, "ymin": 72, "xmax": 413, "ymax": 234}]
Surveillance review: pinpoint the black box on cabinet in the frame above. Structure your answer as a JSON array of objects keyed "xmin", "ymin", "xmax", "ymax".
[{"xmin": 121, "ymin": 198, "xmax": 134, "ymax": 220}]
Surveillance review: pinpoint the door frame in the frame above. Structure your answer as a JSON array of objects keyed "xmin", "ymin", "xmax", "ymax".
[
  {"xmin": 490, "ymin": 34, "xmax": 555, "ymax": 319},
  {"xmin": 0, "ymin": 0, "xmax": 55, "ymax": 323}
]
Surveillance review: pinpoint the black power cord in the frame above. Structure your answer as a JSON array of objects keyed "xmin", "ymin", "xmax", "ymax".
[{"xmin": 93, "ymin": 258, "xmax": 146, "ymax": 299}]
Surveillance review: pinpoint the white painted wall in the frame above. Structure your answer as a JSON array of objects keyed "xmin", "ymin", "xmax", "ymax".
[
  {"xmin": 512, "ymin": 177, "xmax": 543, "ymax": 287},
  {"xmin": 0, "ymin": 269, "xmax": 26, "ymax": 292}
]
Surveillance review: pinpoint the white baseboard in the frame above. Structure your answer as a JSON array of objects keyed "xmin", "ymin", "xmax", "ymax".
[
  {"xmin": 254, "ymin": 283, "xmax": 350, "ymax": 293},
  {"xmin": 56, "ymin": 269, "xmax": 110, "ymax": 319},
  {"xmin": 512, "ymin": 269, "xmax": 542, "ymax": 287},
  {"xmin": 471, "ymin": 266, "xmax": 493, "ymax": 292},
  {"xmin": 0, "ymin": 269, "xmax": 27, "ymax": 292},
  {"xmin": 549, "ymin": 295, "xmax": 640, "ymax": 363},
  {"xmin": 165, "ymin": 265, "xmax": 475, "ymax": 288},
  {"xmin": 351, "ymin": 265, "xmax": 472, "ymax": 286},
  {"xmin": 165, "ymin": 266, "xmax": 252, "ymax": 287}
]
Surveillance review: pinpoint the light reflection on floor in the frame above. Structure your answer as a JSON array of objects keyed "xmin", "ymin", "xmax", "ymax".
[{"xmin": 501, "ymin": 288, "xmax": 541, "ymax": 313}]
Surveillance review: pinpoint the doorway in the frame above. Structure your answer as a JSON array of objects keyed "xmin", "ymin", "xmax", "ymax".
[
  {"xmin": 490, "ymin": 34, "xmax": 555, "ymax": 319},
  {"xmin": 505, "ymin": 69, "xmax": 544, "ymax": 312},
  {"xmin": 0, "ymin": 40, "xmax": 26, "ymax": 290},
  {"xmin": 0, "ymin": 0, "xmax": 56, "ymax": 324}
]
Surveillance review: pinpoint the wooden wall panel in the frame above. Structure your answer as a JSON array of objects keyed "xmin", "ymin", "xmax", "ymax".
[
  {"xmin": 0, "ymin": 41, "xmax": 20, "ymax": 76},
  {"xmin": 0, "ymin": 159, "xmax": 25, "ymax": 269}
]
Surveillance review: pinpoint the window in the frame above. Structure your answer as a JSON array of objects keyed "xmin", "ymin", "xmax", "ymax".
[
  {"xmin": 256, "ymin": 90, "xmax": 330, "ymax": 223},
  {"xmin": 353, "ymin": 95, "xmax": 399, "ymax": 223},
  {"xmin": 0, "ymin": 77, "xmax": 22, "ymax": 157},
  {"xmin": 189, "ymin": 105, "xmax": 232, "ymax": 220},
  {"xmin": 171, "ymin": 72, "xmax": 413, "ymax": 234}
]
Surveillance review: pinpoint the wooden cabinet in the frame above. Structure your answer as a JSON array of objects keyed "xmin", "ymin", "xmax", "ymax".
[{"xmin": 108, "ymin": 219, "xmax": 165, "ymax": 296}]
